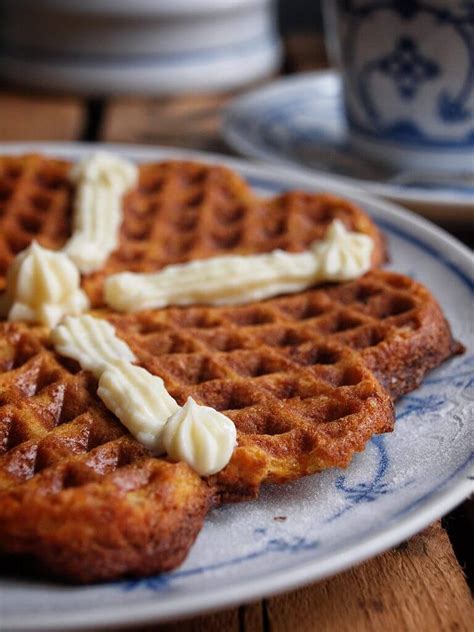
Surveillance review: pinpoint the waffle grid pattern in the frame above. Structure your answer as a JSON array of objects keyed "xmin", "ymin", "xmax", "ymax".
[
  {"xmin": 105, "ymin": 270, "xmax": 435, "ymax": 487},
  {"xmin": 0, "ymin": 156, "xmax": 72, "ymax": 286},
  {"xmin": 89, "ymin": 161, "xmax": 386, "ymax": 303},
  {"xmin": 0, "ymin": 323, "xmax": 212, "ymax": 581},
  {"xmin": 0, "ymin": 324, "xmax": 142, "ymax": 488},
  {"xmin": 0, "ymin": 155, "xmax": 386, "ymax": 302}
]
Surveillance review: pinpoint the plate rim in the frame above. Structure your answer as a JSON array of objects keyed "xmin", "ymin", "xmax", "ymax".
[
  {"xmin": 12, "ymin": 0, "xmax": 266, "ymax": 18},
  {"xmin": 3, "ymin": 475, "xmax": 473, "ymax": 631},
  {"xmin": 0, "ymin": 141, "xmax": 472, "ymax": 631},
  {"xmin": 222, "ymin": 69, "xmax": 474, "ymax": 210}
]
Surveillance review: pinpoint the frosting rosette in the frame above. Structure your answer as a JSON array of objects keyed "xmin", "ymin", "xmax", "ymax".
[{"xmin": 162, "ymin": 397, "xmax": 237, "ymax": 476}]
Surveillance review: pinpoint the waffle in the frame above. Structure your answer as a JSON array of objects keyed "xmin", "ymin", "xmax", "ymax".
[
  {"xmin": 0, "ymin": 314, "xmax": 393, "ymax": 581},
  {"xmin": 106, "ymin": 269, "xmax": 459, "ymax": 495},
  {"xmin": 0, "ymin": 154, "xmax": 460, "ymax": 583},
  {"xmin": 0, "ymin": 322, "xmax": 213, "ymax": 581},
  {"xmin": 0, "ymin": 154, "xmax": 387, "ymax": 302},
  {"xmin": 0, "ymin": 269, "xmax": 459, "ymax": 581}
]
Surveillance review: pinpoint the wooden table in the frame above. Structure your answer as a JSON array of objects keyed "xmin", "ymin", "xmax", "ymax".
[{"xmin": 1, "ymin": 33, "xmax": 472, "ymax": 632}]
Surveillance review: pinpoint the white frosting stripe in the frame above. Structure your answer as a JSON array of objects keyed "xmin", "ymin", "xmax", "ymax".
[
  {"xmin": 98, "ymin": 361, "xmax": 179, "ymax": 452},
  {"xmin": 105, "ymin": 220, "xmax": 374, "ymax": 312},
  {"xmin": 50, "ymin": 315, "xmax": 237, "ymax": 475},
  {"xmin": 105, "ymin": 251, "xmax": 317, "ymax": 311},
  {"xmin": 50, "ymin": 315, "xmax": 135, "ymax": 377},
  {"xmin": 63, "ymin": 152, "xmax": 138, "ymax": 273}
]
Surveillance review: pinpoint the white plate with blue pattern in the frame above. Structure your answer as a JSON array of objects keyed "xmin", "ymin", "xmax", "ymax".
[
  {"xmin": 0, "ymin": 143, "xmax": 472, "ymax": 631},
  {"xmin": 0, "ymin": 0, "xmax": 281, "ymax": 95},
  {"xmin": 223, "ymin": 71, "xmax": 474, "ymax": 221}
]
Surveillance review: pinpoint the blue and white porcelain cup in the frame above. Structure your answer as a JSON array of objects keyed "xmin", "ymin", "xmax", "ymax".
[
  {"xmin": 0, "ymin": 0, "xmax": 281, "ymax": 95},
  {"xmin": 323, "ymin": 0, "xmax": 474, "ymax": 173}
]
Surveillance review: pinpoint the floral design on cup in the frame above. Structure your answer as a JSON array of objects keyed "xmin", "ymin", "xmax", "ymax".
[
  {"xmin": 325, "ymin": 0, "xmax": 474, "ymax": 170},
  {"xmin": 376, "ymin": 37, "xmax": 440, "ymax": 100}
]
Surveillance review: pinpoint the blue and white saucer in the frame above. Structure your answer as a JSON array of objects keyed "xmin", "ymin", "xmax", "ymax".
[
  {"xmin": 223, "ymin": 71, "xmax": 473, "ymax": 220},
  {"xmin": 0, "ymin": 142, "xmax": 472, "ymax": 631}
]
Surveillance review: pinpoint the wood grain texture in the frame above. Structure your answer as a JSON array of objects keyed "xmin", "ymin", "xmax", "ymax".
[
  {"xmin": 101, "ymin": 92, "xmax": 234, "ymax": 153},
  {"xmin": 265, "ymin": 523, "xmax": 473, "ymax": 632},
  {"xmin": 106, "ymin": 604, "xmax": 264, "ymax": 632},
  {"xmin": 108, "ymin": 524, "xmax": 472, "ymax": 632},
  {"xmin": 0, "ymin": 92, "xmax": 84, "ymax": 141},
  {"xmin": 240, "ymin": 602, "xmax": 264, "ymax": 632},
  {"xmin": 137, "ymin": 609, "xmax": 240, "ymax": 632}
]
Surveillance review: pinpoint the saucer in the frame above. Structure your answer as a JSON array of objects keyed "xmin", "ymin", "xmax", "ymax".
[{"xmin": 223, "ymin": 71, "xmax": 473, "ymax": 221}]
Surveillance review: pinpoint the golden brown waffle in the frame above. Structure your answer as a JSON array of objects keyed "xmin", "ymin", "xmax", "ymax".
[
  {"xmin": 0, "ymin": 155, "xmax": 73, "ymax": 282},
  {"xmin": 318, "ymin": 271, "xmax": 463, "ymax": 398},
  {"xmin": 0, "ymin": 154, "xmax": 460, "ymax": 583},
  {"xmin": 0, "ymin": 154, "xmax": 387, "ymax": 302},
  {"xmin": 106, "ymin": 269, "xmax": 459, "ymax": 496},
  {"xmin": 0, "ymin": 313, "xmax": 393, "ymax": 581},
  {"xmin": 0, "ymin": 322, "xmax": 213, "ymax": 582},
  {"xmin": 0, "ymin": 269, "xmax": 459, "ymax": 581}
]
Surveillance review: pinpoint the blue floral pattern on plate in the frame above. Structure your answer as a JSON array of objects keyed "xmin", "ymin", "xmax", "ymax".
[{"xmin": 122, "ymin": 534, "xmax": 320, "ymax": 593}]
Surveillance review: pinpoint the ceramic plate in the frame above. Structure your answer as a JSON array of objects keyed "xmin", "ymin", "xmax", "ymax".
[
  {"xmin": 0, "ymin": 143, "xmax": 472, "ymax": 631},
  {"xmin": 223, "ymin": 71, "xmax": 474, "ymax": 222},
  {"xmin": 32, "ymin": 0, "xmax": 265, "ymax": 16},
  {"xmin": 0, "ymin": 39, "xmax": 281, "ymax": 97},
  {"xmin": 0, "ymin": 1, "xmax": 280, "ymax": 95}
]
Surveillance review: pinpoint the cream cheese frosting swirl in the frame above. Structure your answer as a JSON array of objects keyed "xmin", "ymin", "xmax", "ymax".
[
  {"xmin": 0, "ymin": 241, "xmax": 89, "ymax": 328},
  {"xmin": 50, "ymin": 315, "xmax": 237, "ymax": 475},
  {"xmin": 162, "ymin": 397, "xmax": 237, "ymax": 476},
  {"xmin": 105, "ymin": 220, "xmax": 374, "ymax": 312}
]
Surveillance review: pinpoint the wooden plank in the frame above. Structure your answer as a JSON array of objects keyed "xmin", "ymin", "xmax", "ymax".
[
  {"xmin": 241, "ymin": 602, "xmax": 264, "ymax": 632},
  {"xmin": 101, "ymin": 93, "xmax": 234, "ymax": 153},
  {"xmin": 265, "ymin": 522, "xmax": 473, "ymax": 632},
  {"xmin": 113, "ymin": 600, "xmax": 263, "ymax": 632},
  {"xmin": 153, "ymin": 609, "xmax": 239, "ymax": 632},
  {"xmin": 0, "ymin": 92, "xmax": 84, "ymax": 141}
]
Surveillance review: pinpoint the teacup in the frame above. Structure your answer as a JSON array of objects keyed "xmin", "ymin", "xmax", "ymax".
[{"xmin": 323, "ymin": 0, "xmax": 474, "ymax": 173}]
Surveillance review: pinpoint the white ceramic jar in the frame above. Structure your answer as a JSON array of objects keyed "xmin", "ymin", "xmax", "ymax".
[{"xmin": 0, "ymin": 0, "xmax": 282, "ymax": 94}]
